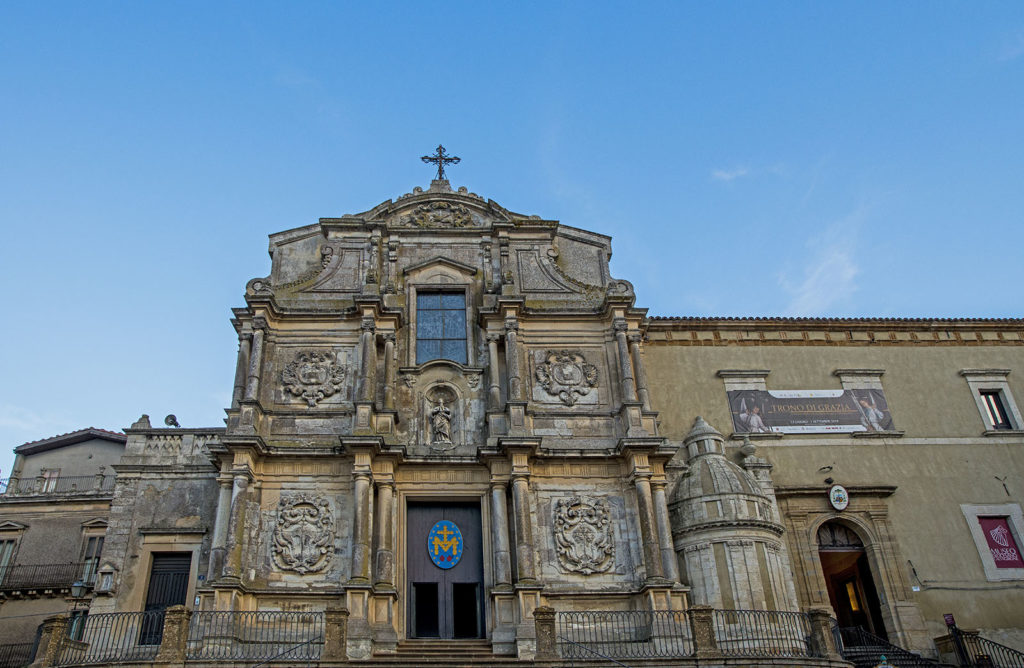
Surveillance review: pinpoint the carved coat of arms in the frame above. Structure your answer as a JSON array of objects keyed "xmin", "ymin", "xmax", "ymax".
[
  {"xmin": 272, "ymin": 494, "xmax": 334, "ymax": 574},
  {"xmin": 398, "ymin": 201, "xmax": 474, "ymax": 227},
  {"xmin": 535, "ymin": 350, "xmax": 598, "ymax": 406},
  {"xmin": 554, "ymin": 497, "xmax": 615, "ymax": 575},
  {"xmin": 282, "ymin": 351, "xmax": 346, "ymax": 407}
]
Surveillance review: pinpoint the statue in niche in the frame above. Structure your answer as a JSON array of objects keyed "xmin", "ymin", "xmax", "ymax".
[{"xmin": 430, "ymin": 398, "xmax": 452, "ymax": 445}]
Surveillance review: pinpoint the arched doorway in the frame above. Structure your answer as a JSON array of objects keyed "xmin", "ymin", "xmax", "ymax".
[{"xmin": 817, "ymin": 522, "xmax": 887, "ymax": 638}]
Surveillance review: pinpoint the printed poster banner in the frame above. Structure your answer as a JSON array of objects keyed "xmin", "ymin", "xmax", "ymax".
[
  {"xmin": 727, "ymin": 388, "xmax": 894, "ymax": 434},
  {"xmin": 978, "ymin": 517, "xmax": 1024, "ymax": 569}
]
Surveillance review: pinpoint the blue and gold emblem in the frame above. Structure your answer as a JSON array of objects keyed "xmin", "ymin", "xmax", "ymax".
[{"xmin": 427, "ymin": 520, "xmax": 463, "ymax": 569}]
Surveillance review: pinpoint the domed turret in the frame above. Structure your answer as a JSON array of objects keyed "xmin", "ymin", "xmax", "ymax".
[{"xmin": 669, "ymin": 417, "xmax": 799, "ymax": 611}]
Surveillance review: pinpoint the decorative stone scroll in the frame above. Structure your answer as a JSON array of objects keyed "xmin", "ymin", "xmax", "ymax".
[
  {"xmin": 272, "ymin": 494, "xmax": 334, "ymax": 574},
  {"xmin": 281, "ymin": 351, "xmax": 346, "ymax": 407},
  {"xmin": 398, "ymin": 201, "xmax": 475, "ymax": 227},
  {"xmin": 535, "ymin": 350, "xmax": 598, "ymax": 406},
  {"xmin": 554, "ymin": 497, "xmax": 615, "ymax": 575}
]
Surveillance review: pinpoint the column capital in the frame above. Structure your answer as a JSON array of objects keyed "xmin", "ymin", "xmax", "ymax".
[
  {"xmin": 504, "ymin": 318, "xmax": 519, "ymax": 332},
  {"xmin": 486, "ymin": 332, "xmax": 502, "ymax": 343},
  {"xmin": 613, "ymin": 318, "xmax": 629, "ymax": 332},
  {"xmin": 361, "ymin": 316, "xmax": 376, "ymax": 332},
  {"xmin": 627, "ymin": 331, "xmax": 644, "ymax": 344},
  {"xmin": 382, "ymin": 332, "xmax": 396, "ymax": 344},
  {"xmin": 251, "ymin": 316, "xmax": 268, "ymax": 331}
]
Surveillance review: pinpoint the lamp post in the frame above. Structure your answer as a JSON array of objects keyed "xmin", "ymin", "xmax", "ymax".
[{"xmin": 69, "ymin": 580, "xmax": 87, "ymax": 640}]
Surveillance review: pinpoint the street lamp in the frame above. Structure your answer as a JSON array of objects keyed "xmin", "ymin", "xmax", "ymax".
[{"xmin": 69, "ymin": 580, "xmax": 87, "ymax": 640}]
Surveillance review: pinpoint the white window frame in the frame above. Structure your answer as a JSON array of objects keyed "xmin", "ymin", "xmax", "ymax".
[
  {"xmin": 961, "ymin": 503, "xmax": 1024, "ymax": 581},
  {"xmin": 960, "ymin": 369, "xmax": 1024, "ymax": 434}
]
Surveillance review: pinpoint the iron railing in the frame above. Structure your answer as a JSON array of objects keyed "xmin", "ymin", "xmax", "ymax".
[
  {"xmin": 949, "ymin": 625, "xmax": 1024, "ymax": 668},
  {"xmin": 712, "ymin": 609, "xmax": 815, "ymax": 658},
  {"xmin": 186, "ymin": 611, "xmax": 324, "ymax": 662},
  {"xmin": 0, "ymin": 475, "xmax": 114, "ymax": 496},
  {"xmin": 54, "ymin": 611, "xmax": 164, "ymax": 666},
  {"xmin": 0, "ymin": 562, "xmax": 93, "ymax": 591},
  {"xmin": 0, "ymin": 642, "xmax": 34, "ymax": 668},
  {"xmin": 557, "ymin": 610, "xmax": 692, "ymax": 660},
  {"xmin": 834, "ymin": 625, "xmax": 940, "ymax": 667}
]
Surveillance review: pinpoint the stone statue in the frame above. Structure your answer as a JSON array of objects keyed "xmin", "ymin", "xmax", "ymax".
[{"xmin": 431, "ymin": 398, "xmax": 452, "ymax": 444}]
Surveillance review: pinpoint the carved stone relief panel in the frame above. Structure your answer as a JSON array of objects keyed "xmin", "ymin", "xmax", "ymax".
[
  {"xmin": 533, "ymin": 350, "xmax": 599, "ymax": 406},
  {"xmin": 281, "ymin": 350, "xmax": 347, "ymax": 407},
  {"xmin": 272, "ymin": 494, "xmax": 334, "ymax": 574},
  {"xmin": 554, "ymin": 496, "xmax": 615, "ymax": 575},
  {"xmin": 396, "ymin": 201, "xmax": 479, "ymax": 227}
]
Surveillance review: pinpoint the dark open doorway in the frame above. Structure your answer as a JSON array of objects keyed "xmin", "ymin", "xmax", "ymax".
[
  {"xmin": 818, "ymin": 522, "xmax": 887, "ymax": 639},
  {"xmin": 407, "ymin": 501, "xmax": 484, "ymax": 639}
]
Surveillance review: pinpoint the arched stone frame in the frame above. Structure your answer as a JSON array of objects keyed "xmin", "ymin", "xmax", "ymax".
[{"xmin": 776, "ymin": 486, "xmax": 931, "ymax": 655}]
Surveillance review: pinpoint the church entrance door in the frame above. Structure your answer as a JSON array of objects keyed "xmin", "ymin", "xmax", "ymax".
[
  {"xmin": 818, "ymin": 522, "xmax": 887, "ymax": 639},
  {"xmin": 407, "ymin": 501, "xmax": 484, "ymax": 639}
]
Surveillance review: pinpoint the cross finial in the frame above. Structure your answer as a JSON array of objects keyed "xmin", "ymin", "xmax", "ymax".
[{"xmin": 421, "ymin": 144, "xmax": 460, "ymax": 181}]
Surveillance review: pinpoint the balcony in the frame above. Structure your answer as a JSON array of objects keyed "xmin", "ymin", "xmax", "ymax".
[
  {"xmin": 0, "ymin": 474, "xmax": 115, "ymax": 497},
  {"xmin": 0, "ymin": 562, "xmax": 95, "ymax": 594}
]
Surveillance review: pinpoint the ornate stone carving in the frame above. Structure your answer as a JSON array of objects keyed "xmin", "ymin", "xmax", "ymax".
[
  {"xmin": 281, "ymin": 351, "xmax": 347, "ymax": 407},
  {"xmin": 320, "ymin": 246, "xmax": 334, "ymax": 269},
  {"xmin": 272, "ymin": 494, "xmax": 334, "ymax": 574},
  {"xmin": 554, "ymin": 497, "xmax": 614, "ymax": 575},
  {"xmin": 399, "ymin": 201, "xmax": 475, "ymax": 227},
  {"xmin": 535, "ymin": 350, "xmax": 598, "ymax": 406}
]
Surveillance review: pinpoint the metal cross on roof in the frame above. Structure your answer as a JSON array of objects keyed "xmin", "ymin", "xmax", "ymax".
[{"xmin": 421, "ymin": 144, "xmax": 460, "ymax": 181}]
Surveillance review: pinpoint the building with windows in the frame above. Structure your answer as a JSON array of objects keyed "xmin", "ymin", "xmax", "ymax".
[
  {"xmin": 4, "ymin": 176, "xmax": 1023, "ymax": 666},
  {"xmin": 0, "ymin": 429, "xmax": 124, "ymax": 665}
]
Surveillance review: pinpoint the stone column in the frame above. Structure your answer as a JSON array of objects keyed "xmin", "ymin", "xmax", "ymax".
[
  {"xmin": 244, "ymin": 318, "xmax": 266, "ymax": 402},
  {"xmin": 490, "ymin": 481, "xmax": 513, "ymax": 586},
  {"xmin": 614, "ymin": 319, "xmax": 638, "ymax": 402},
  {"xmin": 382, "ymin": 333, "xmax": 396, "ymax": 411},
  {"xmin": 504, "ymin": 318, "xmax": 522, "ymax": 401},
  {"xmin": 628, "ymin": 332, "xmax": 652, "ymax": 411},
  {"xmin": 231, "ymin": 332, "xmax": 251, "ymax": 408},
  {"xmin": 487, "ymin": 333, "xmax": 502, "ymax": 409},
  {"xmin": 207, "ymin": 476, "xmax": 233, "ymax": 580},
  {"xmin": 374, "ymin": 481, "xmax": 395, "ymax": 587},
  {"xmin": 350, "ymin": 470, "xmax": 372, "ymax": 582},
  {"xmin": 633, "ymin": 472, "xmax": 664, "ymax": 580},
  {"xmin": 533, "ymin": 606, "xmax": 557, "ymax": 660},
  {"xmin": 359, "ymin": 318, "xmax": 377, "ymax": 404},
  {"xmin": 154, "ymin": 605, "xmax": 192, "ymax": 662},
  {"xmin": 323, "ymin": 607, "xmax": 350, "ymax": 661},
  {"xmin": 222, "ymin": 470, "xmax": 250, "ymax": 579},
  {"xmin": 687, "ymin": 605, "xmax": 719, "ymax": 658},
  {"xmin": 511, "ymin": 473, "xmax": 536, "ymax": 581},
  {"xmin": 651, "ymin": 479, "xmax": 679, "ymax": 582}
]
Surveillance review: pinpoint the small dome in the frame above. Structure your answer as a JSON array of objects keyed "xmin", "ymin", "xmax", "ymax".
[{"xmin": 676, "ymin": 454, "xmax": 764, "ymax": 501}]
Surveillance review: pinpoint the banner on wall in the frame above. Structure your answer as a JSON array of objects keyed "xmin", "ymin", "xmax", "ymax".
[{"xmin": 727, "ymin": 388, "xmax": 894, "ymax": 434}]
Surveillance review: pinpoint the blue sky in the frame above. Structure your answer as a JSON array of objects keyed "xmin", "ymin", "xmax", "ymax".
[{"xmin": 2, "ymin": 2, "xmax": 1023, "ymax": 472}]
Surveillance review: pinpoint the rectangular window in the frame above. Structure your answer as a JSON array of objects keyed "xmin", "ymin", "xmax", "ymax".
[
  {"xmin": 40, "ymin": 469, "xmax": 60, "ymax": 492},
  {"xmin": 0, "ymin": 539, "xmax": 15, "ymax": 582},
  {"xmin": 981, "ymin": 390, "xmax": 1012, "ymax": 430},
  {"xmin": 416, "ymin": 292, "xmax": 467, "ymax": 364},
  {"xmin": 81, "ymin": 536, "xmax": 104, "ymax": 585},
  {"xmin": 978, "ymin": 517, "xmax": 1024, "ymax": 569}
]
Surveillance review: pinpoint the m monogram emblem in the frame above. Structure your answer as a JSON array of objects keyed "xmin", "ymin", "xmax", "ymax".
[{"xmin": 427, "ymin": 520, "xmax": 463, "ymax": 570}]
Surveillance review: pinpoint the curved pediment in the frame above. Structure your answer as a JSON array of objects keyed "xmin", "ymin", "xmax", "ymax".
[{"xmin": 346, "ymin": 181, "xmax": 535, "ymax": 229}]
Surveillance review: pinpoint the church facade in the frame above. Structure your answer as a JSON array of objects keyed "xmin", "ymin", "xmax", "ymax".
[{"xmin": 12, "ymin": 174, "xmax": 1021, "ymax": 664}]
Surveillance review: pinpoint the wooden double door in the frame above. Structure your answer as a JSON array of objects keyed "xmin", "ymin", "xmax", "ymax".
[{"xmin": 407, "ymin": 502, "xmax": 484, "ymax": 639}]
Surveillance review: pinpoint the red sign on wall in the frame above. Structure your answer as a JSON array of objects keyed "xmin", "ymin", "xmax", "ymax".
[{"xmin": 978, "ymin": 517, "xmax": 1024, "ymax": 569}]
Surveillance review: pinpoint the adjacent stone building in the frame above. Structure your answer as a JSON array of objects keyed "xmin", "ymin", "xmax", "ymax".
[{"xmin": 4, "ymin": 176, "xmax": 1023, "ymax": 664}]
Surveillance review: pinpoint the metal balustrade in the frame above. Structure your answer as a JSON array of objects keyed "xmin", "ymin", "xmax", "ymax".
[
  {"xmin": 0, "ymin": 562, "xmax": 93, "ymax": 592},
  {"xmin": 186, "ymin": 610, "xmax": 324, "ymax": 662},
  {"xmin": 54, "ymin": 611, "xmax": 163, "ymax": 666},
  {"xmin": 712, "ymin": 609, "xmax": 816, "ymax": 658},
  {"xmin": 0, "ymin": 475, "xmax": 114, "ymax": 496},
  {"xmin": 948, "ymin": 625, "xmax": 1024, "ymax": 668},
  {"xmin": 0, "ymin": 642, "xmax": 34, "ymax": 668},
  {"xmin": 558, "ymin": 610, "xmax": 693, "ymax": 660}
]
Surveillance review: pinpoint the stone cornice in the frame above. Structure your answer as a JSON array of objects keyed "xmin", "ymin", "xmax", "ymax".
[{"xmin": 646, "ymin": 317, "xmax": 1024, "ymax": 346}]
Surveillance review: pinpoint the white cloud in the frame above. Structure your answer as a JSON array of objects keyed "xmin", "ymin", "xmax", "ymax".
[
  {"xmin": 711, "ymin": 166, "xmax": 749, "ymax": 182},
  {"xmin": 0, "ymin": 404, "xmax": 51, "ymax": 433},
  {"xmin": 997, "ymin": 30, "xmax": 1024, "ymax": 62},
  {"xmin": 779, "ymin": 212, "xmax": 866, "ymax": 316}
]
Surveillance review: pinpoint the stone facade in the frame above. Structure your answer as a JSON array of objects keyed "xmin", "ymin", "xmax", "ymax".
[{"xmin": 4, "ymin": 178, "xmax": 1024, "ymax": 663}]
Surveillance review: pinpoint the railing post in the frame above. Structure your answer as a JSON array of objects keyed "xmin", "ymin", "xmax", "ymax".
[
  {"xmin": 534, "ymin": 606, "xmax": 557, "ymax": 660},
  {"xmin": 687, "ymin": 605, "xmax": 719, "ymax": 658},
  {"xmin": 805, "ymin": 607, "xmax": 842, "ymax": 659},
  {"xmin": 323, "ymin": 607, "xmax": 349, "ymax": 661},
  {"xmin": 155, "ymin": 605, "xmax": 192, "ymax": 662},
  {"xmin": 29, "ymin": 614, "xmax": 68, "ymax": 667}
]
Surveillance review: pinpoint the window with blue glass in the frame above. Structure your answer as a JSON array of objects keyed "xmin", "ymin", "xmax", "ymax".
[{"xmin": 416, "ymin": 292, "xmax": 467, "ymax": 364}]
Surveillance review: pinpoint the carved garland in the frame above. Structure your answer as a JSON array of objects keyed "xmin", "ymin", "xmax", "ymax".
[
  {"xmin": 554, "ymin": 497, "xmax": 615, "ymax": 575},
  {"xmin": 535, "ymin": 350, "xmax": 598, "ymax": 406},
  {"xmin": 281, "ymin": 351, "xmax": 346, "ymax": 407},
  {"xmin": 272, "ymin": 494, "xmax": 334, "ymax": 574}
]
